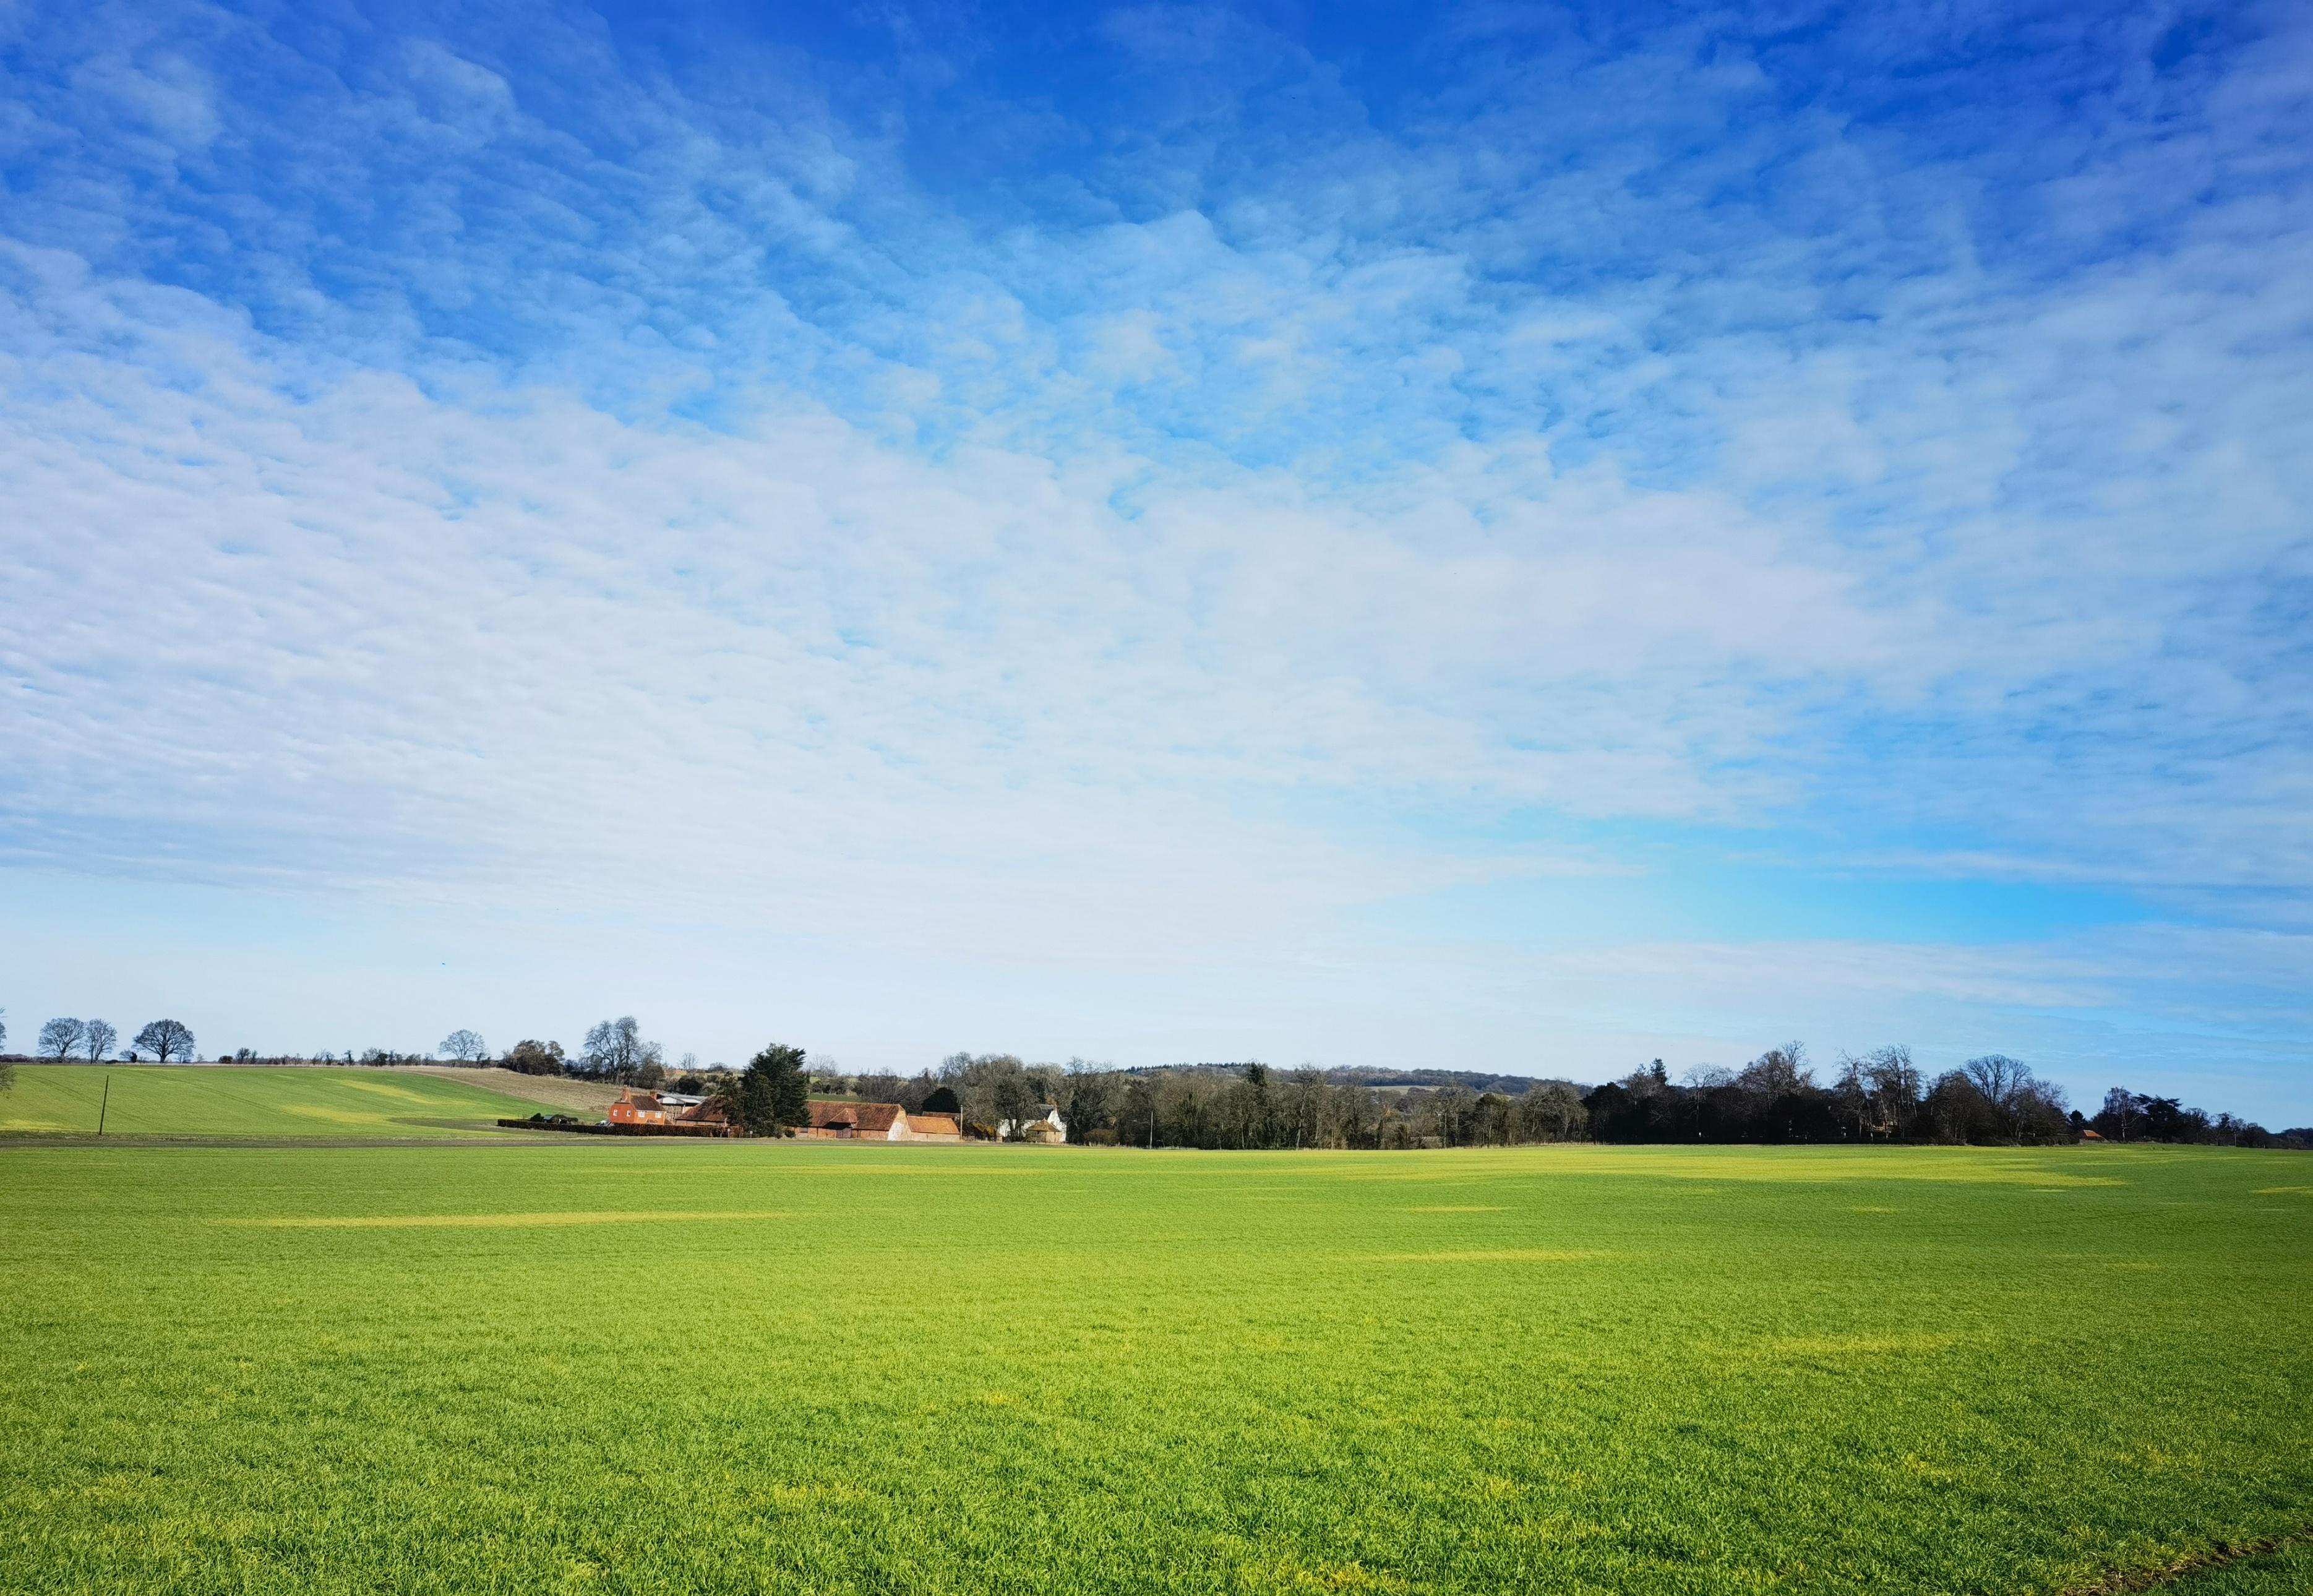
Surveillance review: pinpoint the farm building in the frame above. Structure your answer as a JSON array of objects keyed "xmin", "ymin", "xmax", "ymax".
[
  {"xmin": 607, "ymin": 1089, "xmax": 670, "ymax": 1126},
  {"xmin": 803, "ymin": 1101, "xmax": 907, "ymax": 1140},
  {"xmin": 673, "ymin": 1099, "xmax": 734, "ymax": 1133},
  {"xmin": 799, "ymin": 1102, "xmax": 967, "ymax": 1141},
  {"xmin": 995, "ymin": 1104, "xmax": 1067, "ymax": 1143}
]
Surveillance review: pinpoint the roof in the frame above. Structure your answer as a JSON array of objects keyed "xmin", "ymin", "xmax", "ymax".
[
  {"xmin": 909, "ymin": 1113, "xmax": 960, "ymax": 1135},
  {"xmin": 674, "ymin": 1100, "xmax": 729, "ymax": 1123},
  {"xmin": 807, "ymin": 1100, "xmax": 903, "ymax": 1133}
]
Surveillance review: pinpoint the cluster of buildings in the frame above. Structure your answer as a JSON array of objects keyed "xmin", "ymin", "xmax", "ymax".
[{"xmin": 604, "ymin": 1091, "xmax": 1065, "ymax": 1143}]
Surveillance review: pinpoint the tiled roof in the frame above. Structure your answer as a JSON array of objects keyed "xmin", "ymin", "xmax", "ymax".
[{"xmin": 807, "ymin": 1100, "xmax": 904, "ymax": 1132}]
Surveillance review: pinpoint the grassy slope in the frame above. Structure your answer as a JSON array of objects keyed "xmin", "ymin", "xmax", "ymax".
[
  {"xmin": 0, "ymin": 1064, "xmax": 558, "ymax": 1138},
  {"xmin": 408, "ymin": 1065, "xmax": 622, "ymax": 1115},
  {"xmin": 2, "ymin": 1143, "xmax": 2307, "ymax": 1594}
]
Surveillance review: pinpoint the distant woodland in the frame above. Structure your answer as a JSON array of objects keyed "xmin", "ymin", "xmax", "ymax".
[
  {"xmin": 828, "ymin": 1047, "xmax": 2311, "ymax": 1151},
  {"xmin": 6, "ymin": 1007, "xmax": 2301, "ymax": 1150}
]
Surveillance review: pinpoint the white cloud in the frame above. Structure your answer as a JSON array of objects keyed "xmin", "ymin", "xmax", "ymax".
[{"xmin": 0, "ymin": 0, "xmax": 2308, "ymax": 1108}]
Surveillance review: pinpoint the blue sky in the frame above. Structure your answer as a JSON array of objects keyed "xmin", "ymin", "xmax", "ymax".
[{"xmin": 2, "ymin": 0, "xmax": 2309, "ymax": 1118}]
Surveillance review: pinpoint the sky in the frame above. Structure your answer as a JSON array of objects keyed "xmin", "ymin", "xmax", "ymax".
[{"xmin": 1, "ymin": 0, "xmax": 2309, "ymax": 1119}]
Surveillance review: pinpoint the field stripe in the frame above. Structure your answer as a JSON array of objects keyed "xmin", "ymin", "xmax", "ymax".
[
  {"xmin": 221, "ymin": 1209, "xmax": 789, "ymax": 1229},
  {"xmin": 1370, "ymin": 1248, "xmax": 1608, "ymax": 1262}
]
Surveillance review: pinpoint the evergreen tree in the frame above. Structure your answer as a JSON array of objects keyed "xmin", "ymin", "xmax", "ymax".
[{"xmin": 741, "ymin": 1043, "xmax": 812, "ymax": 1136}]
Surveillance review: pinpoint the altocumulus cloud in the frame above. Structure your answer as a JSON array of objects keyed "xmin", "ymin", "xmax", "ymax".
[{"xmin": 0, "ymin": 0, "xmax": 2308, "ymax": 1113}]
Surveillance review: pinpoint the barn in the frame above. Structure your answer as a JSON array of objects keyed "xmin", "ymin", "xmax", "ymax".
[
  {"xmin": 799, "ymin": 1102, "xmax": 967, "ymax": 1141},
  {"xmin": 802, "ymin": 1100, "xmax": 906, "ymax": 1140}
]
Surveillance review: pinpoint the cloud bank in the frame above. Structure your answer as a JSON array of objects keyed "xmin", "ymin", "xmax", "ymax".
[{"xmin": 1, "ymin": 0, "xmax": 2308, "ymax": 1114}]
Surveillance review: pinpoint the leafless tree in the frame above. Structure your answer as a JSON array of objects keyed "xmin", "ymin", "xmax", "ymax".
[
  {"xmin": 40, "ymin": 1017, "xmax": 86, "ymax": 1059},
  {"xmin": 1517, "ymin": 1080, "xmax": 1588, "ymax": 1142},
  {"xmin": 439, "ymin": 1029, "xmax": 487, "ymax": 1063},
  {"xmin": 1740, "ymin": 1042, "xmax": 1812, "ymax": 1096},
  {"xmin": 1837, "ymin": 1044, "xmax": 1921, "ymax": 1138},
  {"xmin": 1963, "ymin": 1054, "xmax": 2032, "ymax": 1137},
  {"xmin": 82, "ymin": 1019, "xmax": 117, "ymax": 1062},
  {"xmin": 580, "ymin": 1016, "xmax": 662, "ymax": 1081}
]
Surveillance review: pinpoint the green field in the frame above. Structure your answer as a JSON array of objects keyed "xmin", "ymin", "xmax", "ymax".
[
  {"xmin": 0, "ymin": 1065, "xmax": 560, "ymax": 1139},
  {"xmin": 4, "ymin": 1138, "xmax": 2309, "ymax": 1594}
]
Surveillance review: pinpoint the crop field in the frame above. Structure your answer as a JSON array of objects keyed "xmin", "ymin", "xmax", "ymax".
[
  {"xmin": 3, "ymin": 1139, "xmax": 2309, "ymax": 1595},
  {"xmin": 0, "ymin": 1065, "xmax": 559, "ymax": 1139}
]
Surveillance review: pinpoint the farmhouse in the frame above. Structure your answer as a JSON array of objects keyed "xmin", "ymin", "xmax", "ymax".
[{"xmin": 607, "ymin": 1089, "xmax": 669, "ymax": 1126}]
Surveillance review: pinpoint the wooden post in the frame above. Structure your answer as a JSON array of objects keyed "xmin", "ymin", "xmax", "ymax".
[{"xmin": 98, "ymin": 1075, "xmax": 112, "ymax": 1137}]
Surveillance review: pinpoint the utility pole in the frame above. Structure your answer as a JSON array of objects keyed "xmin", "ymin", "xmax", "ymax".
[{"xmin": 97, "ymin": 1075, "xmax": 111, "ymax": 1136}]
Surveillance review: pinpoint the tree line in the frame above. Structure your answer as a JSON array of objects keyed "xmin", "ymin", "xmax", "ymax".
[
  {"xmin": 11, "ymin": 1015, "xmax": 186, "ymax": 1064},
  {"xmin": 4, "ymin": 1006, "xmax": 2299, "ymax": 1149},
  {"xmin": 819, "ymin": 1045, "xmax": 2306, "ymax": 1149}
]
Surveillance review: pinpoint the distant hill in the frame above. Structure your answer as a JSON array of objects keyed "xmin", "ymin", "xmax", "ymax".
[
  {"xmin": 1122, "ymin": 1062, "xmax": 1569, "ymax": 1096},
  {"xmin": 1321, "ymin": 1066, "xmax": 1566, "ymax": 1096}
]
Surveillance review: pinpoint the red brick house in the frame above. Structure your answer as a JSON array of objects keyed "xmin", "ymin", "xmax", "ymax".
[{"xmin": 607, "ymin": 1089, "xmax": 669, "ymax": 1126}]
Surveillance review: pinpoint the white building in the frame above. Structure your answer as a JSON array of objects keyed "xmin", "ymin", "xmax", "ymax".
[{"xmin": 995, "ymin": 1104, "xmax": 1067, "ymax": 1143}]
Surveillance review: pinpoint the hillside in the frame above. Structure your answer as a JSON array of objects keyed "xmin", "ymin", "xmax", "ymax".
[
  {"xmin": 0, "ymin": 1065, "xmax": 562, "ymax": 1139},
  {"xmin": 406, "ymin": 1066, "xmax": 620, "ymax": 1115}
]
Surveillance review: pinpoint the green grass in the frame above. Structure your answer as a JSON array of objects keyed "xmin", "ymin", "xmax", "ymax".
[
  {"xmin": 0, "ymin": 1064, "xmax": 559, "ymax": 1138},
  {"xmin": 3, "ymin": 1141, "xmax": 2308, "ymax": 1594}
]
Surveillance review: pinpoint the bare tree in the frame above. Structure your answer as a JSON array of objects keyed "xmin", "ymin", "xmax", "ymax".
[
  {"xmin": 1517, "ymin": 1080, "xmax": 1588, "ymax": 1142},
  {"xmin": 82, "ymin": 1019, "xmax": 117, "ymax": 1062},
  {"xmin": 439, "ymin": 1029, "xmax": 487, "ymax": 1063},
  {"xmin": 1739, "ymin": 1042, "xmax": 1813, "ymax": 1096},
  {"xmin": 580, "ymin": 1016, "xmax": 662, "ymax": 1081},
  {"xmin": 1963, "ymin": 1054, "xmax": 2032, "ymax": 1138},
  {"xmin": 1837, "ymin": 1045, "xmax": 1921, "ymax": 1138},
  {"xmin": 952, "ymin": 1053, "xmax": 1039, "ymax": 1139},
  {"xmin": 853, "ymin": 1071, "xmax": 905, "ymax": 1104},
  {"xmin": 132, "ymin": 1019, "xmax": 195, "ymax": 1063},
  {"xmin": 40, "ymin": 1017, "xmax": 86, "ymax": 1060}
]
